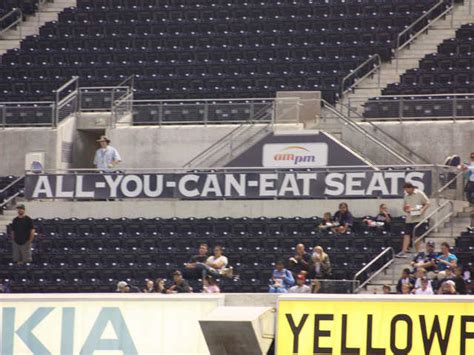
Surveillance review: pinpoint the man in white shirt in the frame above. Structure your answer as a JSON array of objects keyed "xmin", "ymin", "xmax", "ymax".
[
  {"xmin": 288, "ymin": 274, "xmax": 311, "ymax": 294},
  {"xmin": 460, "ymin": 152, "xmax": 474, "ymax": 204},
  {"xmin": 413, "ymin": 277, "xmax": 433, "ymax": 295},
  {"xmin": 93, "ymin": 135, "xmax": 122, "ymax": 172}
]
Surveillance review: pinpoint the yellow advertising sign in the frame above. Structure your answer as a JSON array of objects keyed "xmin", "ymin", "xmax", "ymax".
[{"xmin": 277, "ymin": 296, "xmax": 474, "ymax": 355}]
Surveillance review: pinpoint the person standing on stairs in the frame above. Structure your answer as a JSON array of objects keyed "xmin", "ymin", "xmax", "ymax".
[
  {"xmin": 396, "ymin": 182, "xmax": 430, "ymax": 258},
  {"xmin": 10, "ymin": 204, "xmax": 35, "ymax": 265},
  {"xmin": 459, "ymin": 152, "xmax": 474, "ymax": 205}
]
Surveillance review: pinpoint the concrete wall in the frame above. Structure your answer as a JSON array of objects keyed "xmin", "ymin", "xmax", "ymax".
[
  {"xmin": 0, "ymin": 128, "xmax": 58, "ymax": 176},
  {"xmin": 26, "ymin": 198, "xmax": 406, "ymax": 219},
  {"xmin": 107, "ymin": 125, "xmax": 240, "ymax": 169},
  {"xmin": 358, "ymin": 121, "xmax": 474, "ymax": 164}
]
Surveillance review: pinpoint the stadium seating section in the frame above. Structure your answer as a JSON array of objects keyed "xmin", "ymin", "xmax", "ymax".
[
  {"xmin": 0, "ymin": 0, "xmax": 445, "ymax": 105},
  {"xmin": 0, "ymin": 215, "xmax": 428, "ymax": 293},
  {"xmin": 363, "ymin": 22, "xmax": 474, "ymax": 119},
  {"xmin": 0, "ymin": 1, "xmax": 40, "ymax": 31}
]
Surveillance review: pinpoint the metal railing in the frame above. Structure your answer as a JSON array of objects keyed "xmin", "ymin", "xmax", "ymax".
[
  {"xmin": 339, "ymin": 101, "xmax": 429, "ymax": 164},
  {"xmin": 112, "ymin": 75, "xmax": 135, "ymax": 125},
  {"xmin": 0, "ymin": 176, "xmax": 24, "ymax": 214},
  {"xmin": 0, "ymin": 8, "xmax": 22, "ymax": 38},
  {"xmin": 395, "ymin": 0, "xmax": 455, "ymax": 72},
  {"xmin": 321, "ymin": 100, "xmax": 419, "ymax": 165},
  {"xmin": 341, "ymin": 54, "xmax": 381, "ymax": 97},
  {"xmin": 437, "ymin": 169, "xmax": 466, "ymax": 201},
  {"xmin": 55, "ymin": 76, "xmax": 79, "ymax": 126},
  {"xmin": 0, "ymin": 101, "xmax": 55, "ymax": 127},
  {"xmin": 128, "ymin": 98, "xmax": 275, "ymax": 125},
  {"xmin": 353, "ymin": 247, "xmax": 395, "ymax": 293},
  {"xmin": 413, "ymin": 200, "xmax": 455, "ymax": 246},
  {"xmin": 348, "ymin": 94, "xmax": 474, "ymax": 121}
]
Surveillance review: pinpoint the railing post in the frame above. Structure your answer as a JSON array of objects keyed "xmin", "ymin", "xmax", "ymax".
[
  {"xmin": 158, "ymin": 102, "xmax": 163, "ymax": 126},
  {"xmin": 452, "ymin": 95, "xmax": 457, "ymax": 122},
  {"xmin": 399, "ymin": 97, "xmax": 404, "ymax": 122},
  {"xmin": 1, "ymin": 105, "xmax": 5, "ymax": 128},
  {"xmin": 204, "ymin": 101, "xmax": 209, "ymax": 126}
]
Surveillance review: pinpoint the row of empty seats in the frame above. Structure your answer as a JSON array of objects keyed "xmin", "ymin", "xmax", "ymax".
[
  {"xmin": 0, "ymin": 0, "xmax": 444, "ymax": 120},
  {"xmin": 0, "ymin": 215, "xmax": 417, "ymax": 293},
  {"xmin": 364, "ymin": 22, "xmax": 474, "ymax": 119}
]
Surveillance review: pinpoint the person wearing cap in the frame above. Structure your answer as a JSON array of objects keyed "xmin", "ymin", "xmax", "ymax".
[
  {"xmin": 93, "ymin": 135, "xmax": 122, "ymax": 172},
  {"xmin": 396, "ymin": 182, "xmax": 430, "ymax": 258},
  {"xmin": 288, "ymin": 274, "xmax": 311, "ymax": 294},
  {"xmin": 166, "ymin": 271, "xmax": 191, "ymax": 293},
  {"xmin": 10, "ymin": 204, "xmax": 35, "ymax": 264},
  {"xmin": 116, "ymin": 281, "xmax": 141, "ymax": 293},
  {"xmin": 410, "ymin": 241, "xmax": 437, "ymax": 275}
]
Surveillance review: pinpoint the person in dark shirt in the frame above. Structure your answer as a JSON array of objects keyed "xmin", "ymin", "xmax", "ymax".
[
  {"xmin": 10, "ymin": 204, "xmax": 35, "ymax": 264},
  {"xmin": 364, "ymin": 204, "xmax": 392, "ymax": 232},
  {"xmin": 332, "ymin": 202, "xmax": 353, "ymax": 234},
  {"xmin": 288, "ymin": 243, "xmax": 311, "ymax": 277},
  {"xmin": 167, "ymin": 271, "xmax": 191, "ymax": 293},
  {"xmin": 396, "ymin": 268, "xmax": 415, "ymax": 294},
  {"xmin": 183, "ymin": 243, "xmax": 209, "ymax": 279},
  {"xmin": 410, "ymin": 240, "xmax": 437, "ymax": 273},
  {"xmin": 453, "ymin": 267, "xmax": 467, "ymax": 295}
]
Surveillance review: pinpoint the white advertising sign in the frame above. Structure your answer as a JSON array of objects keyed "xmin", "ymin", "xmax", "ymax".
[
  {"xmin": 0, "ymin": 294, "xmax": 223, "ymax": 355},
  {"xmin": 262, "ymin": 143, "xmax": 328, "ymax": 167}
]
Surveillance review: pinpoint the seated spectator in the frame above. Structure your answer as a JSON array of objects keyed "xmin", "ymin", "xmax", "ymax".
[
  {"xmin": 288, "ymin": 274, "xmax": 311, "ymax": 293},
  {"xmin": 382, "ymin": 284, "xmax": 392, "ymax": 294},
  {"xmin": 143, "ymin": 279, "xmax": 155, "ymax": 293},
  {"xmin": 363, "ymin": 204, "xmax": 392, "ymax": 231},
  {"xmin": 413, "ymin": 277, "xmax": 434, "ymax": 295},
  {"xmin": 154, "ymin": 278, "xmax": 167, "ymax": 294},
  {"xmin": 288, "ymin": 243, "xmax": 311, "ymax": 276},
  {"xmin": 435, "ymin": 242, "xmax": 458, "ymax": 278},
  {"xmin": 183, "ymin": 243, "xmax": 209, "ymax": 279},
  {"xmin": 269, "ymin": 260, "xmax": 295, "ymax": 293},
  {"xmin": 166, "ymin": 271, "xmax": 191, "ymax": 294},
  {"xmin": 308, "ymin": 246, "xmax": 332, "ymax": 279},
  {"xmin": 396, "ymin": 268, "xmax": 415, "ymax": 294},
  {"xmin": 453, "ymin": 266, "xmax": 467, "ymax": 295},
  {"xmin": 438, "ymin": 280, "xmax": 456, "ymax": 295},
  {"xmin": 116, "ymin": 281, "xmax": 141, "ymax": 293},
  {"xmin": 202, "ymin": 276, "xmax": 220, "ymax": 293},
  {"xmin": 205, "ymin": 246, "xmax": 231, "ymax": 277},
  {"xmin": 411, "ymin": 240, "xmax": 437, "ymax": 274},
  {"xmin": 332, "ymin": 202, "xmax": 353, "ymax": 234},
  {"xmin": 318, "ymin": 212, "xmax": 335, "ymax": 231},
  {"xmin": 401, "ymin": 283, "xmax": 413, "ymax": 295},
  {"xmin": 414, "ymin": 268, "xmax": 431, "ymax": 290}
]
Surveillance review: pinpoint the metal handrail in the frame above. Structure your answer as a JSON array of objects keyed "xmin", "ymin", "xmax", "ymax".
[
  {"xmin": 352, "ymin": 93, "xmax": 474, "ymax": 100},
  {"xmin": 353, "ymin": 247, "xmax": 395, "ymax": 292},
  {"xmin": 131, "ymin": 97, "xmax": 276, "ymax": 104},
  {"xmin": 340, "ymin": 101, "xmax": 429, "ymax": 164},
  {"xmin": 395, "ymin": 0, "xmax": 454, "ymax": 72},
  {"xmin": 0, "ymin": 8, "xmax": 22, "ymax": 36},
  {"xmin": 322, "ymin": 100, "xmax": 416, "ymax": 164},
  {"xmin": 437, "ymin": 170, "xmax": 465, "ymax": 197},
  {"xmin": 413, "ymin": 200, "xmax": 454, "ymax": 246},
  {"xmin": 341, "ymin": 54, "xmax": 381, "ymax": 96},
  {"xmin": 27, "ymin": 164, "xmax": 443, "ymax": 174},
  {"xmin": 0, "ymin": 191, "xmax": 21, "ymax": 214},
  {"xmin": 0, "ymin": 176, "xmax": 24, "ymax": 195}
]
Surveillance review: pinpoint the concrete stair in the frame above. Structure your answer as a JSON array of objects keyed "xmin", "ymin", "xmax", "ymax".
[
  {"xmin": 359, "ymin": 205, "xmax": 473, "ymax": 294},
  {"xmin": 0, "ymin": 0, "xmax": 77, "ymax": 56},
  {"xmin": 341, "ymin": 0, "xmax": 474, "ymax": 117}
]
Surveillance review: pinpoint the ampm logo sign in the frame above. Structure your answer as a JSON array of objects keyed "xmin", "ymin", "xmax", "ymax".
[{"xmin": 263, "ymin": 143, "xmax": 328, "ymax": 168}]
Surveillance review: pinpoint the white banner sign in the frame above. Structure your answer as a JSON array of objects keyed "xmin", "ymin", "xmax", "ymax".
[
  {"xmin": 0, "ymin": 294, "xmax": 223, "ymax": 355},
  {"xmin": 262, "ymin": 143, "xmax": 328, "ymax": 167}
]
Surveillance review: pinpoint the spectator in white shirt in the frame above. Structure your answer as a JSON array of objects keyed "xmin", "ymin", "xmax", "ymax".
[
  {"xmin": 93, "ymin": 136, "xmax": 122, "ymax": 172},
  {"xmin": 459, "ymin": 152, "xmax": 474, "ymax": 204},
  {"xmin": 413, "ymin": 277, "xmax": 434, "ymax": 295},
  {"xmin": 288, "ymin": 274, "xmax": 311, "ymax": 294},
  {"xmin": 195, "ymin": 245, "xmax": 229, "ymax": 279}
]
